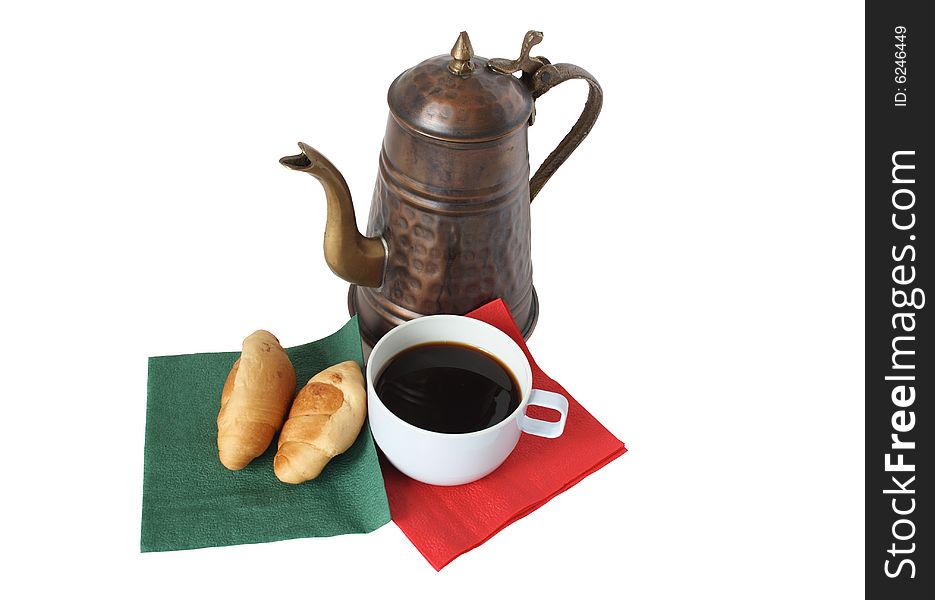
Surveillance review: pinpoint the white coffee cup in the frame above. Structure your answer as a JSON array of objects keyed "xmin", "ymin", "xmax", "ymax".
[{"xmin": 367, "ymin": 314, "xmax": 569, "ymax": 486}]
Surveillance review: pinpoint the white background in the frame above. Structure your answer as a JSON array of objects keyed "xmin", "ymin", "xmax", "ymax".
[{"xmin": 0, "ymin": 1, "xmax": 863, "ymax": 597}]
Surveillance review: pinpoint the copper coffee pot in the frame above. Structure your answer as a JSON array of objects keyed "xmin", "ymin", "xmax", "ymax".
[{"xmin": 281, "ymin": 30, "xmax": 602, "ymax": 347}]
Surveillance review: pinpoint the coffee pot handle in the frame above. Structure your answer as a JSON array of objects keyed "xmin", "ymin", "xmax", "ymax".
[
  {"xmin": 527, "ymin": 63, "xmax": 603, "ymax": 202},
  {"xmin": 489, "ymin": 32, "xmax": 603, "ymax": 202}
]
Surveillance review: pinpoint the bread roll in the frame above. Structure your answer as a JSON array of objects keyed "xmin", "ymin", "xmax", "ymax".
[
  {"xmin": 217, "ymin": 330, "xmax": 296, "ymax": 470},
  {"xmin": 274, "ymin": 360, "xmax": 367, "ymax": 484}
]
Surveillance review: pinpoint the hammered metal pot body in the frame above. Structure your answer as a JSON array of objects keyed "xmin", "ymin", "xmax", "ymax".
[
  {"xmin": 349, "ymin": 115, "xmax": 538, "ymax": 348},
  {"xmin": 284, "ymin": 34, "xmax": 601, "ymax": 349}
]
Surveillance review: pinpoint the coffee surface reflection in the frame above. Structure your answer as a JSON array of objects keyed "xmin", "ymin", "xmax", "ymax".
[{"xmin": 374, "ymin": 342, "xmax": 521, "ymax": 434}]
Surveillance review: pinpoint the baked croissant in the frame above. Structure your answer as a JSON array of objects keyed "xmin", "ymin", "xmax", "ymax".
[
  {"xmin": 274, "ymin": 360, "xmax": 367, "ymax": 484},
  {"xmin": 217, "ymin": 330, "xmax": 296, "ymax": 470}
]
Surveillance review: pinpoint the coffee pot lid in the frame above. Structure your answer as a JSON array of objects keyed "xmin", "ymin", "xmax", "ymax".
[{"xmin": 387, "ymin": 32, "xmax": 534, "ymax": 142}]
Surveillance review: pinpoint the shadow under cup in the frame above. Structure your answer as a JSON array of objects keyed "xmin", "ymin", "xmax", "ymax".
[{"xmin": 366, "ymin": 315, "xmax": 568, "ymax": 486}]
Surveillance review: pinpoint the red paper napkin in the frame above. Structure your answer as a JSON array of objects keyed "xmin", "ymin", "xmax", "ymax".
[{"xmin": 380, "ymin": 298, "xmax": 627, "ymax": 570}]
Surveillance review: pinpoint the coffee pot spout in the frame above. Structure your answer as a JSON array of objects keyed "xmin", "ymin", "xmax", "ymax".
[{"xmin": 280, "ymin": 143, "xmax": 386, "ymax": 288}]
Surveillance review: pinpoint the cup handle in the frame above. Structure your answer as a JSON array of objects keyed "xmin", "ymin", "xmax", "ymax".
[{"xmin": 521, "ymin": 389, "xmax": 569, "ymax": 439}]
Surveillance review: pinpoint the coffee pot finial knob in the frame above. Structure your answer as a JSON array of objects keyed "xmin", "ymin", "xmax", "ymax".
[{"xmin": 448, "ymin": 31, "xmax": 475, "ymax": 75}]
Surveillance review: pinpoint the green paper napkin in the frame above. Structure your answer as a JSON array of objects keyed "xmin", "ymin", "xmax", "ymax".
[{"xmin": 141, "ymin": 316, "xmax": 390, "ymax": 552}]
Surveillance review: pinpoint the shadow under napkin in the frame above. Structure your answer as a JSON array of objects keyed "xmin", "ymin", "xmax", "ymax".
[{"xmin": 141, "ymin": 316, "xmax": 390, "ymax": 552}]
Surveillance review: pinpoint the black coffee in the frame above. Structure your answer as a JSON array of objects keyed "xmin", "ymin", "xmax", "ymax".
[{"xmin": 375, "ymin": 342, "xmax": 521, "ymax": 434}]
